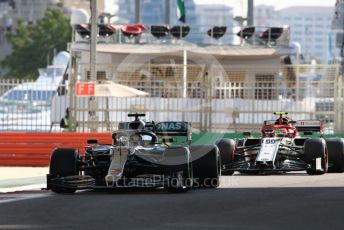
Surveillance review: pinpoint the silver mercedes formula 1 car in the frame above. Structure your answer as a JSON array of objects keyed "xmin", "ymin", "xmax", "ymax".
[{"xmin": 47, "ymin": 113, "xmax": 221, "ymax": 193}]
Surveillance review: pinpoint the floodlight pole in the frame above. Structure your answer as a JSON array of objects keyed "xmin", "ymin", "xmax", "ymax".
[
  {"xmin": 90, "ymin": 0, "xmax": 97, "ymax": 82},
  {"xmin": 165, "ymin": 0, "xmax": 170, "ymax": 25},
  {"xmin": 134, "ymin": 0, "xmax": 141, "ymax": 43},
  {"xmin": 135, "ymin": 0, "xmax": 141, "ymax": 23},
  {"xmin": 247, "ymin": 0, "xmax": 254, "ymax": 26},
  {"xmin": 89, "ymin": 0, "xmax": 98, "ymax": 132},
  {"xmin": 183, "ymin": 47, "xmax": 187, "ymax": 98}
]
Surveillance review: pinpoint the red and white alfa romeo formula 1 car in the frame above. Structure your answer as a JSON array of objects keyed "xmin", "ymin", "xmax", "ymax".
[{"xmin": 216, "ymin": 112, "xmax": 344, "ymax": 175}]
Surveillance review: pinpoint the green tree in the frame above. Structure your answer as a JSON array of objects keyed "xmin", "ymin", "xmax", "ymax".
[{"xmin": 2, "ymin": 7, "xmax": 71, "ymax": 79}]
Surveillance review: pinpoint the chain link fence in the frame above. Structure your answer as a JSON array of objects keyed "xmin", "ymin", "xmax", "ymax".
[
  {"xmin": 0, "ymin": 79, "xmax": 64, "ymax": 132},
  {"xmin": 68, "ymin": 63, "xmax": 341, "ymax": 134},
  {"xmin": 0, "ymin": 64, "xmax": 342, "ymax": 134}
]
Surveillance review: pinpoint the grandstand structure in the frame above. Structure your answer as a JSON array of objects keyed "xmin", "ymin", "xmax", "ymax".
[{"xmin": 62, "ymin": 21, "xmax": 342, "ymax": 133}]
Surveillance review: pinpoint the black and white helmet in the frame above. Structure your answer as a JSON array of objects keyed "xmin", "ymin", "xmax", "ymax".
[{"xmin": 129, "ymin": 120, "xmax": 145, "ymax": 130}]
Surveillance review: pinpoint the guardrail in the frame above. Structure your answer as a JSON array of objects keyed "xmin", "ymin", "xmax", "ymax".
[{"xmin": 0, "ymin": 133, "xmax": 112, "ymax": 166}]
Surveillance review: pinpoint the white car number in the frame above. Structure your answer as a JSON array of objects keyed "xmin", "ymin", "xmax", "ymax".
[{"xmin": 256, "ymin": 138, "xmax": 279, "ymax": 162}]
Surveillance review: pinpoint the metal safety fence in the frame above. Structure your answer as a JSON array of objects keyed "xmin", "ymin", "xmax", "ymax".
[
  {"xmin": 0, "ymin": 79, "xmax": 64, "ymax": 132},
  {"xmin": 68, "ymin": 64, "xmax": 341, "ymax": 134},
  {"xmin": 0, "ymin": 64, "xmax": 342, "ymax": 134}
]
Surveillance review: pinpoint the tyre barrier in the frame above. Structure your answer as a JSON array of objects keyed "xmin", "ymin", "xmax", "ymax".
[{"xmin": 0, "ymin": 133, "xmax": 112, "ymax": 167}]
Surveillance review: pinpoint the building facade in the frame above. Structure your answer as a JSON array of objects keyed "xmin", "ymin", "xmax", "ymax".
[
  {"xmin": 255, "ymin": 5, "xmax": 337, "ymax": 64},
  {"xmin": 255, "ymin": 4, "xmax": 278, "ymax": 28}
]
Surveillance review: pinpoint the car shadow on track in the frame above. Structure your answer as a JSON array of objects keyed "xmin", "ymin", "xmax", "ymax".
[{"xmin": 75, "ymin": 186, "xmax": 221, "ymax": 195}]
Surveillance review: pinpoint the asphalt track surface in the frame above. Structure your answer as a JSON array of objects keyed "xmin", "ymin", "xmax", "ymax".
[{"xmin": 0, "ymin": 172, "xmax": 343, "ymax": 230}]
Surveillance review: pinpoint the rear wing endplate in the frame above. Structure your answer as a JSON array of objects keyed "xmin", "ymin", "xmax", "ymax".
[
  {"xmin": 295, "ymin": 120, "xmax": 323, "ymax": 135},
  {"xmin": 118, "ymin": 121, "xmax": 192, "ymax": 143}
]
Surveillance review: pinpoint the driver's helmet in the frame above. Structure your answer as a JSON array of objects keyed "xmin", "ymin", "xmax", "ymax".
[
  {"xmin": 275, "ymin": 117, "xmax": 290, "ymax": 125},
  {"xmin": 129, "ymin": 120, "xmax": 145, "ymax": 130}
]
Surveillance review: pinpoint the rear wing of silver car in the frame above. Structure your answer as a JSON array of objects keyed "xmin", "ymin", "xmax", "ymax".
[
  {"xmin": 295, "ymin": 120, "xmax": 324, "ymax": 136},
  {"xmin": 155, "ymin": 122, "xmax": 192, "ymax": 144},
  {"xmin": 155, "ymin": 122, "xmax": 191, "ymax": 136}
]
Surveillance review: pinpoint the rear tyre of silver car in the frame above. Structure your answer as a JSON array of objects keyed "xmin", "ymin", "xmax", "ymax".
[
  {"xmin": 216, "ymin": 139, "xmax": 235, "ymax": 175},
  {"xmin": 49, "ymin": 148, "xmax": 79, "ymax": 194},
  {"xmin": 164, "ymin": 147, "xmax": 193, "ymax": 193},
  {"xmin": 304, "ymin": 139, "xmax": 328, "ymax": 175},
  {"xmin": 190, "ymin": 145, "xmax": 220, "ymax": 188},
  {"xmin": 326, "ymin": 138, "xmax": 344, "ymax": 173}
]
